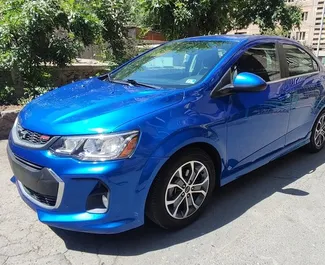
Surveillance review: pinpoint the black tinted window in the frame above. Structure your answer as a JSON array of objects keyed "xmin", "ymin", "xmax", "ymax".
[
  {"xmin": 283, "ymin": 44, "xmax": 318, "ymax": 77},
  {"xmin": 233, "ymin": 43, "xmax": 280, "ymax": 82}
]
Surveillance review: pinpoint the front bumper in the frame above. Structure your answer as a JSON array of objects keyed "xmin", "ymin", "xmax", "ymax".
[{"xmin": 7, "ymin": 135, "xmax": 166, "ymax": 234}]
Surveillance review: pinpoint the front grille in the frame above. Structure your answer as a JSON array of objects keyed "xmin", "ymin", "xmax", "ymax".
[
  {"xmin": 16, "ymin": 122, "xmax": 51, "ymax": 145},
  {"xmin": 23, "ymin": 185, "xmax": 57, "ymax": 207}
]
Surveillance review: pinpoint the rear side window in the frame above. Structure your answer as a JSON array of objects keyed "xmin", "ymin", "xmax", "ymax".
[
  {"xmin": 233, "ymin": 43, "xmax": 281, "ymax": 82},
  {"xmin": 283, "ymin": 44, "xmax": 318, "ymax": 77}
]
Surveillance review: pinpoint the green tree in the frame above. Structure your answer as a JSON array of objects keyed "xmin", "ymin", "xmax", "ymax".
[
  {"xmin": 0, "ymin": 0, "xmax": 101, "ymax": 98},
  {"xmin": 259, "ymin": 5, "xmax": 302, "ymax": 35},
  {"xmin": 0, "ymin": 0, "xmax": 134, "ymax": 101},
  {"xmin": 140, "ymin": 0, "xmax": 302, "ymax": 40},
  {"xmin": 90, "ymin": 0, "xmax": 137, "ymax": 64}
]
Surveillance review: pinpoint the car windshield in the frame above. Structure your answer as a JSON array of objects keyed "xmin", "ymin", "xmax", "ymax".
[{"xmin": 110, "ymin": 40, "xmax": 236, "ymax": 88}]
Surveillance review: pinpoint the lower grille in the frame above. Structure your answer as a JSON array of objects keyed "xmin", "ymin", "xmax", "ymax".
[
  {"xmin": 14, "ymin": 154, "xmax": 43, "ymax": 171},
  {"xmin": 23, "ymin": 185, "xmax": 57, "ymax": 207}
]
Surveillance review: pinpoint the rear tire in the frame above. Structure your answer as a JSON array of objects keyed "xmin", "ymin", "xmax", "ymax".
[
  {"xmin": 305, "ymin": 110, "xmax": 325, "ymax": 153},
  {"xmin": 146, "ymin": 148, "xmax": 216, "ymax": 230}
]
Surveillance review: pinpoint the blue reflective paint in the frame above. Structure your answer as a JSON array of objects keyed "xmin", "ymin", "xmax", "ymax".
[
  {"xmin": 233, "ymin": 72, "xmax": 266, "ymax": 89},
  {"xmin": 8, "ymin": 35, "xmax": 325, "ymax": 234}
]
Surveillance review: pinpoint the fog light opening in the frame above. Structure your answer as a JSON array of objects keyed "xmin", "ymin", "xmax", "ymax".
[
  {"xmin": 102, "ymin": 194, "xmax": 109, "ymax": 208},
  {"xmin": 86, "ymin": 181, "xmax": 110, "ymax": 214}
]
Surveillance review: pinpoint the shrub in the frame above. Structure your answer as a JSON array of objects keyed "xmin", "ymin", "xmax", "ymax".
[
  {"xmin": 0, "ymin": 86, "xmax": 15, "ymax": 105},
  {"xmin": 0, "ymin": 0, "xmax": 134, "ymax": 104}
]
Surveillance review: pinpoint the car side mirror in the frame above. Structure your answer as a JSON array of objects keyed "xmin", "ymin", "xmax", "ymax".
[
  {"xmin": 211, "ymin": 72, "xmax": 267, "ymax": 98},
  {"xmin": 231, "ymin": 72, "xmax": 267, "ymax": 92}
]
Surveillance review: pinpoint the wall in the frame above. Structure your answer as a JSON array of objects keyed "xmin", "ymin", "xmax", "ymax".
[
  {"xmin": 0, "ymin": 110, "xmax": 19, "ymax": 139},
  {"xmin": 0, "ymin": 63, "xmax": 108, "ymax": 138},
  {"xmin": 0, "ymin": 63, "xmax": 108, "ymax": 89},
  {"xmin": 48, "ymin": 64, "xmax": 108, "ymax": 87}
]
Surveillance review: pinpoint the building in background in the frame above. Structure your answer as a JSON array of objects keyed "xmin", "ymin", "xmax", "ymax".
[
  {"xmin": 127, "ymin": 26, "xmax": 165, "ymax": 44},
  {"xmin": 127, "ymin": 25, "xmax": 166, "ymax": 50},
  {"xmin": 80, "ymin": 26, "xmax": 166, "ymax": 60},
  {"xmin": 229, "ymin": 0, "xmax": 325, "ymax": 64}
]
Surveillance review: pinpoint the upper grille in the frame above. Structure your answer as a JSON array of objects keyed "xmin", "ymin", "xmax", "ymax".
[
  {"xmin": 23, "ymin": 185, "xmax": 57, "ymax": 206},
  {"xmin": 16, "ymin": 122, "xmax": 51, "ymax": 146}
]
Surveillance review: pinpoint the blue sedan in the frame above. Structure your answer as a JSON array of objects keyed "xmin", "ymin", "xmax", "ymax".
[{"xmin": 7, "ymin": 35, "xmax": 325, "ymax": 233}]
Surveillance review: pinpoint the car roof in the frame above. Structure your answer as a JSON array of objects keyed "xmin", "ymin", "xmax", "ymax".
[{"xmin": 178, "ymin": 34, "xmax": 297, "ymax": 44}]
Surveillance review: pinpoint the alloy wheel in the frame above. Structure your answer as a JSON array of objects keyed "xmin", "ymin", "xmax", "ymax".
[
  {"xmin": 164, "ymin": 161, "xmax": 209, "ymax": 220},
  {"xmin": 314, "ymin": 113, "xmax": 325, "ymax": 148}
]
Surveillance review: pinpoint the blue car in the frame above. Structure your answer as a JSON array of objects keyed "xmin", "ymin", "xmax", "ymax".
[{"xmin": 7, "ymin": 35, "xmax": 325, "ymax": 234}]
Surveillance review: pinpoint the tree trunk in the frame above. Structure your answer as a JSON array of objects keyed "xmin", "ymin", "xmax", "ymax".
[
  {"xmin": 187, "ymin": 22, "xmax": 200, "ymax": 37},
  {"xmin": 10, "ymin": 64, "xmax": 24, "ymax": 101}
]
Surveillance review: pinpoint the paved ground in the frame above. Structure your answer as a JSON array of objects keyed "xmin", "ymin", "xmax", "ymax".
[{"xmin": 1, "ymin": 139, "xmax": 325, "ymax": 265}]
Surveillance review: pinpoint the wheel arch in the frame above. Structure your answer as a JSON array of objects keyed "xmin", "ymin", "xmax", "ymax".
[
  {"xmin": 143, "ymin": 140, "xmax": 223, "ymax": 221},
  {"xmin": 166, "ymin": 142, "xmax": 222, "ymax": 186},
  {"xmin": 143, "ymin": 127, "xmax": 226, "ymax": 188},
  {"xmin": 137, "ymin": 127, "xmax": 226, "ymax": 219},
  {"xmin": 141, "ymin": 139, "xmax": 224, "ymax": 201},
  {"xmin": 315, "ymin": 105, "xmax": 325, "ymax": 122},
  {"xmin": 313, "ymin": 93, "xmax": 325, "ymax": 125}
]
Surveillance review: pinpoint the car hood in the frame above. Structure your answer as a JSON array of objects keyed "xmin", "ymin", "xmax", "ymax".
[{"xmin": 19, "ymin": 78, "xmax": 184, "ymax": 135}]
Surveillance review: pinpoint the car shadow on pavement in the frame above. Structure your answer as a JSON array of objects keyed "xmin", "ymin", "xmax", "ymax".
[{"xmin": 52, "ymin": 148, "xmax": 324, "ymax": 256}]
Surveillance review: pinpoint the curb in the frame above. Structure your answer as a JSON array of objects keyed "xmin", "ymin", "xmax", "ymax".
[{"xmin": 0, "ymin": 109, "xmax": 20, "ymax": 140}]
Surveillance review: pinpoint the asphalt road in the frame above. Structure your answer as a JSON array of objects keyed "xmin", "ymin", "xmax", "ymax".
[{"xmin": 1, "ymin": 139, "xmax": 325, "ymax": 265}]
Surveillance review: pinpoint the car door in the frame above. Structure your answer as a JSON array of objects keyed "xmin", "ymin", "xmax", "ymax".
[
  {"xmin": 225, "ymin": 43, "xmax": 291, "ymax": 176},
  {"xmin": 280, "ymin": 43, "xmax": 323, "ymax": 145}
]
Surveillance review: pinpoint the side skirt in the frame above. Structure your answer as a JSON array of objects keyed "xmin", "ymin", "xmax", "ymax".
[{"xmin": 220, "ymin": 134, "xmax": 311, "ymax": 186}]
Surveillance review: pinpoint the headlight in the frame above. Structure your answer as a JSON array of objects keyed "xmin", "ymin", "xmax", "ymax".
[{"xmin": 50, "ymin": 131, "xmax": 139, "ymax": 161}]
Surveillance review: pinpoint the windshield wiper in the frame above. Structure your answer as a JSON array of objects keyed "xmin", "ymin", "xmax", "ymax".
[
  {"xmin": 99, "ymin": 73, "xmax": 132, "ymax": 86},
  {"xmin": 126, "ymin": 79, "xmax": 161, "ymax": 89},
  {"xmin": 111, "ymin": 79, "xmax": 132, "ymax": 86},
  {"xmin": 99, "ymin": 74, "xmax": 160, "ymax": 88}
]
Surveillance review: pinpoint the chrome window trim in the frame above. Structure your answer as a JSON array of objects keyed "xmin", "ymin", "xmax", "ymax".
[
  {"xmin": 211, "ymin": 69, "xmax": 320, "ymax": 97},
  {"xmin": 267, "ymin": 71, "xmax": 320, "ymax": 85},
  {"xmin": 17, "ymin": 169, "xmax": 64, "ymax": 210},
  {"xmin": 211, "ymin": 40, "xmax": 322, "ymax": 94}
]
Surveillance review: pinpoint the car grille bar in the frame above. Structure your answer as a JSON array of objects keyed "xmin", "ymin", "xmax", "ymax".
[
  {"xmin": 23, "ymin": 185, "xmax": 57, "ymax": 206},
  {"xmin": 13, "ymin": 154, "xmax": 43, "ymax": 171},
  {"xmin": 16, "ymin": 122, "xmax": 51, "ymax": 146}
]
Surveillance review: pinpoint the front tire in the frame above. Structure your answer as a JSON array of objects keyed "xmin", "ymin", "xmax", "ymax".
[
  {"xmin": 146, "ymin": 148, "xmax": 216, "ymax": 230},
  {"xmin": 306, "ymin": 110, "xmax": 325, "ymax": 153}
]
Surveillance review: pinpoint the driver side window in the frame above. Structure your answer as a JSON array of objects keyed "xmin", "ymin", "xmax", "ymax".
[{"xmin": 232, "ymin": 43, "xmax": 281, "ymax": 82}]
